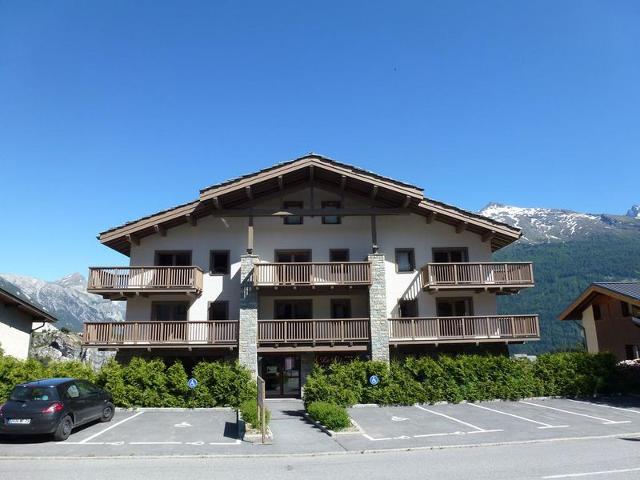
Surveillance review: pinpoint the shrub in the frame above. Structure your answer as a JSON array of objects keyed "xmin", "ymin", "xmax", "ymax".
[
  {"xmin": 191, "ymin": 361, "xmax": 254, "ymax": 408},
  {"xmin": 239, "ymin": 399, "xmax": 270, "ymax": 429},
  {"xmin": 307, "ymin": 401, "xmax": 351, "ymax": 431},
  {"xmin": 303, "ymin": 352, "xmax": 623, "ymax": 406}
]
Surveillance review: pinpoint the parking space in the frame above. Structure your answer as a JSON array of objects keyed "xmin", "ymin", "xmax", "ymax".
[
  {"xmin": 337, "ymin": 397, "xmax": 640, "ymax": 450},
  {"xmin": 0, "ymin": 408, "xmax": 244, "ymax": 457}
]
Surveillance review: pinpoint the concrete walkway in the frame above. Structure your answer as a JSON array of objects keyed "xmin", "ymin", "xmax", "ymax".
[{"xmin": 265, "ymin": 399, "xmax": 343, "ymax": 453}]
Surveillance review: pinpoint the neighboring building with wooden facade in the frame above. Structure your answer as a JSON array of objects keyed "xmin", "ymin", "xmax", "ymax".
[
  {"xmin": 559, "ymin": 282, "xmax": 640, "ymax": 361},
  {"xmin": 0, "ymin": 286, "xmax": 57, "ymax": 359},
  {"xmin": 85, "ymin": 154, "xmax": 538, "ymax": 397}
]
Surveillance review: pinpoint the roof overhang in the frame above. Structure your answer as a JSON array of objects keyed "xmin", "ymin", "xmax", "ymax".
[
  {"xmin": 0, "ymin": 288, "xmax": 57, "ymax": 323},
  {"xmin": 559, "ymin": 284, "xmax": 640, "ymax": 321},
  {"xmin": 98, "ymin": 154, "xmax": 522, "ymax": 255}
]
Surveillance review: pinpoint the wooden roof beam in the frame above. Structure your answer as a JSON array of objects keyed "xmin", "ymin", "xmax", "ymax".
[
  {"xmin": 245, "ymin": 186, "xmax": 253, "ymax": 200},
  {"xmin": 185, "ymin": 213, "xmax": 197, "ymax": 227},
  {"xmin": 212, "ymin": 197, "xmax": 220, "ymax": 209},
  {"xmin": 455, "ymin": 221, "xmax": 468, "ymax": 234},
  {"xmin": 154, "ymin": 224, "xmax": 167, "ymax": 237},
  {"xmin": 370, "ymin": 185, "xmax": 379, "ymax": 200},
  {"xmin": 482, "ymin": 230, "xmax": 496, "ymax": 243},
  {"xmin": 425, "ymin": 211, "xmax": 436, "ymax": 224},
  {"xmin": 340, "ymin": 175, "xmax": 347, "ymax": 191},
  {"xmin": 277, "ymin": 175, "xmax": 284, "ymax": 190},
  {"xmin": 402, "ymin": 195, "xmax": 411, "ymax": 208},
  {"xmin": 126, "ymin": 234, "xmax": 139, "ymax": 246}
]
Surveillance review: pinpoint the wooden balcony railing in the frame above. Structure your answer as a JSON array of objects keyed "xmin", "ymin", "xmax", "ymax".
[
  {"xmin": 258, "ymin": 318, "xmax": 370, "ymax": 345},
  {"xmin": 87, "ymin": 267, "xmax": 204, "ymax": 296},
  {"xmin": 83, "ymin": 321, "xmax": 238, "ymax": 347},
  {"xmin": 389, "ymin": 315, "xmax": 540, "ymax": 343},
  {"xmin": 253, "ymin": 262, "xmax": 371, "ymax": 288},
  {"xmin": 422, "ymin": 262, "xmax": 534, "ymax": 291}
]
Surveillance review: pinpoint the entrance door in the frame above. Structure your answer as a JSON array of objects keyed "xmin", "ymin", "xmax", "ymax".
[{"xmin": 261, "ymin": 356, "xmax": 301, "ymax": 397}]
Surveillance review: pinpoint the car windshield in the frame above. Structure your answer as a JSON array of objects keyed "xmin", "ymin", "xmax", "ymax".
[{"xmin": 9, "ymin": 385, "xmax": 60, "ymax": 402}]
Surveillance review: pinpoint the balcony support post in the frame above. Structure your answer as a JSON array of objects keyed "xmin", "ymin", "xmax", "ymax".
[
  {"xmin": 368, "ymin": 253, "xmax": 389, "ymax": 363},
  {"xmin": 239, "ymin": 254, "xmax": 259, "ymax": 377}
]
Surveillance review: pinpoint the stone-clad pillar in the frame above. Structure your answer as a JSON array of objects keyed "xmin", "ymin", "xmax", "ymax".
[
  {"xmin": 368, "ymin": 253, "xmax": 390, "ymax": 363},
  {"xmin": 239, "ymin": 254, "xmax": 259, "ymax": 377}
]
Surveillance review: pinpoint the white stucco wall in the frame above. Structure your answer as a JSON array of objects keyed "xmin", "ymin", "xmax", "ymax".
[
  {"xmin": 0, "ymin": 303, "xmax": 33, "ymax": 359},
  {"xmin": 126, "ymin": 186, "xmax": 496, "ymax": 320}
]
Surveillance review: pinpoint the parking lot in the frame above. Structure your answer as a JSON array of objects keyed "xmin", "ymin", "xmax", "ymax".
[
  {"xmin": 336, "ymin": 397, "xmax": 640, "ymax": 450},
  {"xmin": 1, "ymin": 397, "xmax": 640, "ymax": 458}
]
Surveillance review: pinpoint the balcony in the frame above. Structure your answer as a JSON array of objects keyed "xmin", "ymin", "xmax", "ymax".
[
  {"xmin": 82, "ymin": 320, "xmax": 238, "ymax": 348},
  {"xmin": 257, "ymin": 318, "xmax": 370, "ymax": 351},
  {"xmin": 87, "ymin": 267, "xmax": 204, "ymax": 299},
  {"xmin": 388, "ymin": 315, "xmax": 540, "ymax": 345},
  {"xmin": 421, "ymin": 262, "xmax": 534, "ymax": 293},
  {"xmin": 253, "ymin": 262, "xmax": 371, "ymax": 289}
]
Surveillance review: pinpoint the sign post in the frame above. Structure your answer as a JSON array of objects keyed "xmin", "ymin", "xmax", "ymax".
[{"xmin": 256, "ymin": 376, "xmax": 266, "ymax": 444}]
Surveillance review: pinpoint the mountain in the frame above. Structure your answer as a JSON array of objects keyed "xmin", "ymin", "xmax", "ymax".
[
  {"xmin": 480, "ymin": 203, "xmax": 640, "ymax": 244},
  {"xmin": 480, "ymin": 203, "xmax": 640, "ymax": 354},
  {"xmin": 0, "ymin": 272, "xmax": 125, "ymax": 332}
]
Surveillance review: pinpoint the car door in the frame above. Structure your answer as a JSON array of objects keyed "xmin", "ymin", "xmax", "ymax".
[
  {"xmin": 76, "ymin": 381, "xmax": 105, "ymax": 421},
  {"xmin": 63, "ymin": 382, "xmax": 90, "ymax": 425}
]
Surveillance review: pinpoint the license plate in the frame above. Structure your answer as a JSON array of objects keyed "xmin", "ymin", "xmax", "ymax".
[{"xmin": 8, "ymin": 419, "xmax": 31, "ymax": 425}]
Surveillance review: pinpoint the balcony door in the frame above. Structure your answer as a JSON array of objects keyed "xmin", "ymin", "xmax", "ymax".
[
  {"xmin": 275, "ymin": 250, "xmax": 311, "ymax": 262},
  {"xmin": 150, "ymin": 302, "xmax": 189, "ymax": 343}
]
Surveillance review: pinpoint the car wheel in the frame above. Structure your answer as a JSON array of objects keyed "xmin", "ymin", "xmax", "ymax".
[
  {"xmin": 53, "ymin": 415, "xmax": 73, "ymax": 441},
  {"xmin": 100, "ymin": 403, "xmax": 115, "ymax": 423}
]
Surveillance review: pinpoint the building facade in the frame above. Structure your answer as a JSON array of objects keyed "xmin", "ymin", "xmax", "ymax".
[
  {"xmin": 560, "ymin": 282, "xmax": 640, "ymax": 361},
  {"xmin": 0, "ymin": 286, "xmax": 57, "ymax": 359},
  {"xmin": 85, "ymin": 155, "xmax": 538, "ymax": 397}
]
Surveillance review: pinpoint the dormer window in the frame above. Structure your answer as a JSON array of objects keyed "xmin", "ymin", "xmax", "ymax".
[{"xmin": 321, "ymin": 201, "xmax": 342, "ymax": 224}]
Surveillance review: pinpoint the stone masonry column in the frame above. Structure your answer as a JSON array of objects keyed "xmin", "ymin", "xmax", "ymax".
[
  {"xmin": 239, "ymin": 254, "xmax": 259, "ymax": 377},
  {"xmin": 368, "ymin": 253, "xmax": 390, "ymax": 363}
]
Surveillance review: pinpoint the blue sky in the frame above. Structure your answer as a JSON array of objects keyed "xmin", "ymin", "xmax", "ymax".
[{"xmin": 1, "ymin": 1, "xmax": 638, "ymax": 280}]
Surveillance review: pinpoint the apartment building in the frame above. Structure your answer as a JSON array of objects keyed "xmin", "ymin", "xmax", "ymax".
[
  {"xmin": 560, "ymin": 282, "xmax": 640, "ymax": 361},
  {"xmin": 84, "ymin": 154, "xmax": 538, "ymax": 397}
]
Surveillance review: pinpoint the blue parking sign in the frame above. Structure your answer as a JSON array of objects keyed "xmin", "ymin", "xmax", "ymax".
[
  {"xmin": 187, "ymin": 378, "xmax": 198, "ymax": 389},
  {"xmin": 369, "ymin": 375, "xmax": 380, "ymax": 386}
]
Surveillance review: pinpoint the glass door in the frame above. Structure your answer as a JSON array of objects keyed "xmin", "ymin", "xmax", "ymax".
[{"xmin": 260, "ymin": 356, "xmax": 301, "ymax": 397}]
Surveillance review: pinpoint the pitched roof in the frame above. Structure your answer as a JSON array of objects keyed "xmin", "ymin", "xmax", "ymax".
[
  {"xmin": 0, "ymin": 286, "xmax": 57, "ymax": 323},
  {"xmin": 593, "ymin": 282, "xmax": 640, "ymax": 302},
  {"xmin": 559, "ymin": 282, "xmax": 640, "ymax": 321},
  {"xmin": 97, "ymin": 153, "xmax": 522, "ymax": 255}
]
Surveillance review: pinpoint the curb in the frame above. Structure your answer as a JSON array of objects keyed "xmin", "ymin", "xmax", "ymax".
[{"xmin": 115, "ymin": 407, "xmax": 233, "ymax": 412}]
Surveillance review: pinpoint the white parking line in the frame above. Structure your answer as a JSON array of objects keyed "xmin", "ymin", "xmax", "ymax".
[
  {"xmin": 567, "ymin": 399, "xmax": 640, "ymax": 415},
  {"xmin": 468, "ymin": 403, "xmax": 569, "ymax": 429},
  {"xmin": 415, "ymin": 405, "xmax": 487, "ymax": 432},
  {"xmin": 520, "ymin": 401, "xmax": 631, "ymax": 425},
  {"xmin": 542, "ymin": 466, "xmax": 640, "ymax": 478},
  {"xmin": 77, "ymin": 411, "xmax": 144, "ymax": 444},
  {"xmin": 363, "ymin": 428, "xmax": 502, "ymax": 441},
  {"xmin": 130, "ymin": 441, "xmax": 181, "ymax": 445}
]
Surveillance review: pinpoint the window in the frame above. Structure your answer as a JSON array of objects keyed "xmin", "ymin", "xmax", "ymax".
[
  {"xmin": 399, "ymin": 299, "xmax": 418, "ymax": 318},
  {"xmin": 329, "ymin": 249, "xmax": 350, "ymax": 262},
  {"xmin": 208, "ymin": 301, "xmax": 229, "ymax": 320},
  {"xmin": 155, "ymin": 251, "xmax": 192, "ymax": 266},
  {"xmin": 331, "ymin": 299, "xmax": 352, "ymax": 319},
  {"xmin": 621, "ymin": 301, "xmax": 631, "ymax": 317},
  {"xmin": 432, "ymin": 248, "xmax": 468, "ymax": 263},
  {"xmin": 593, "ymin": 304, "xmax": 602, "ymax": 320},
  {"xmin": 625, "ymin": 345, "xmax": 640, "ymax": 360},
  {"xmin": 210, "ymin": 250, "xmax": 230, "ymax": 275},
  {"xmin": 322, "ymin": 201, "xmax": 342, "ymax": 224},
  {"xmin": 66, "ymin": 384, "xmax": 80, "ymax": 399},
  {"xmin": 275, "ymin": 250, "xmax": 311, "ymax": 262},
  {"xmin": 436, "ymin": 298, "xmax": 473, "ymax": 317},
  {"xmin": 395, "ymin": 248, "xmax": 415, "ymax": 272},
  {"xmin": 633, "ymin": 305, "xmax": 640, "ymax": 318},
  {"xmin": 151, "ymin": 302, "xmax": 189, "ymax": 321},
  {"xmin": 283, "ymin": 201, "xmax": 303, "ymax": 225},
  {"xmin": 77, "ymin": 381, "xmax": 99, "ymax": 397},
  {"xmin": 274, "ymin": 300, "xmax": 312, "ymax": 319}
]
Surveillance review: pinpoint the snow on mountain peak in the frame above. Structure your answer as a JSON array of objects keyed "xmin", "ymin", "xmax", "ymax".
[
  {"xmin": 627, "ymin": 205, "xmax": 640, "ymax": 219},
  {"xmin": 54, "ymin": 272, "xmax": 87, "ymax": 290}
]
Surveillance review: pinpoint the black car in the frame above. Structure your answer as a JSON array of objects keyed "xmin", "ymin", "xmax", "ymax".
[{"xmin": 0, "ymin": 378, "xmax": 114, "ymax": 441}]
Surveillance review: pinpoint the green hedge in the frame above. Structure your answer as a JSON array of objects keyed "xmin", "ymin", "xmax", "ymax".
[
  {"xmin": 239, "ymin": 399, "xmax": 270, "ymax": 429},
  {"xmin": 0, "ymin": 354, "xmax": 254, "ymax": 408},
  {"xmin": 303, "ymin": 352, "xmax": 622, "ymax": 407},
  {"xmin": 307, "ymin": 401, "xmax": 351, "ymax": 431}
]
